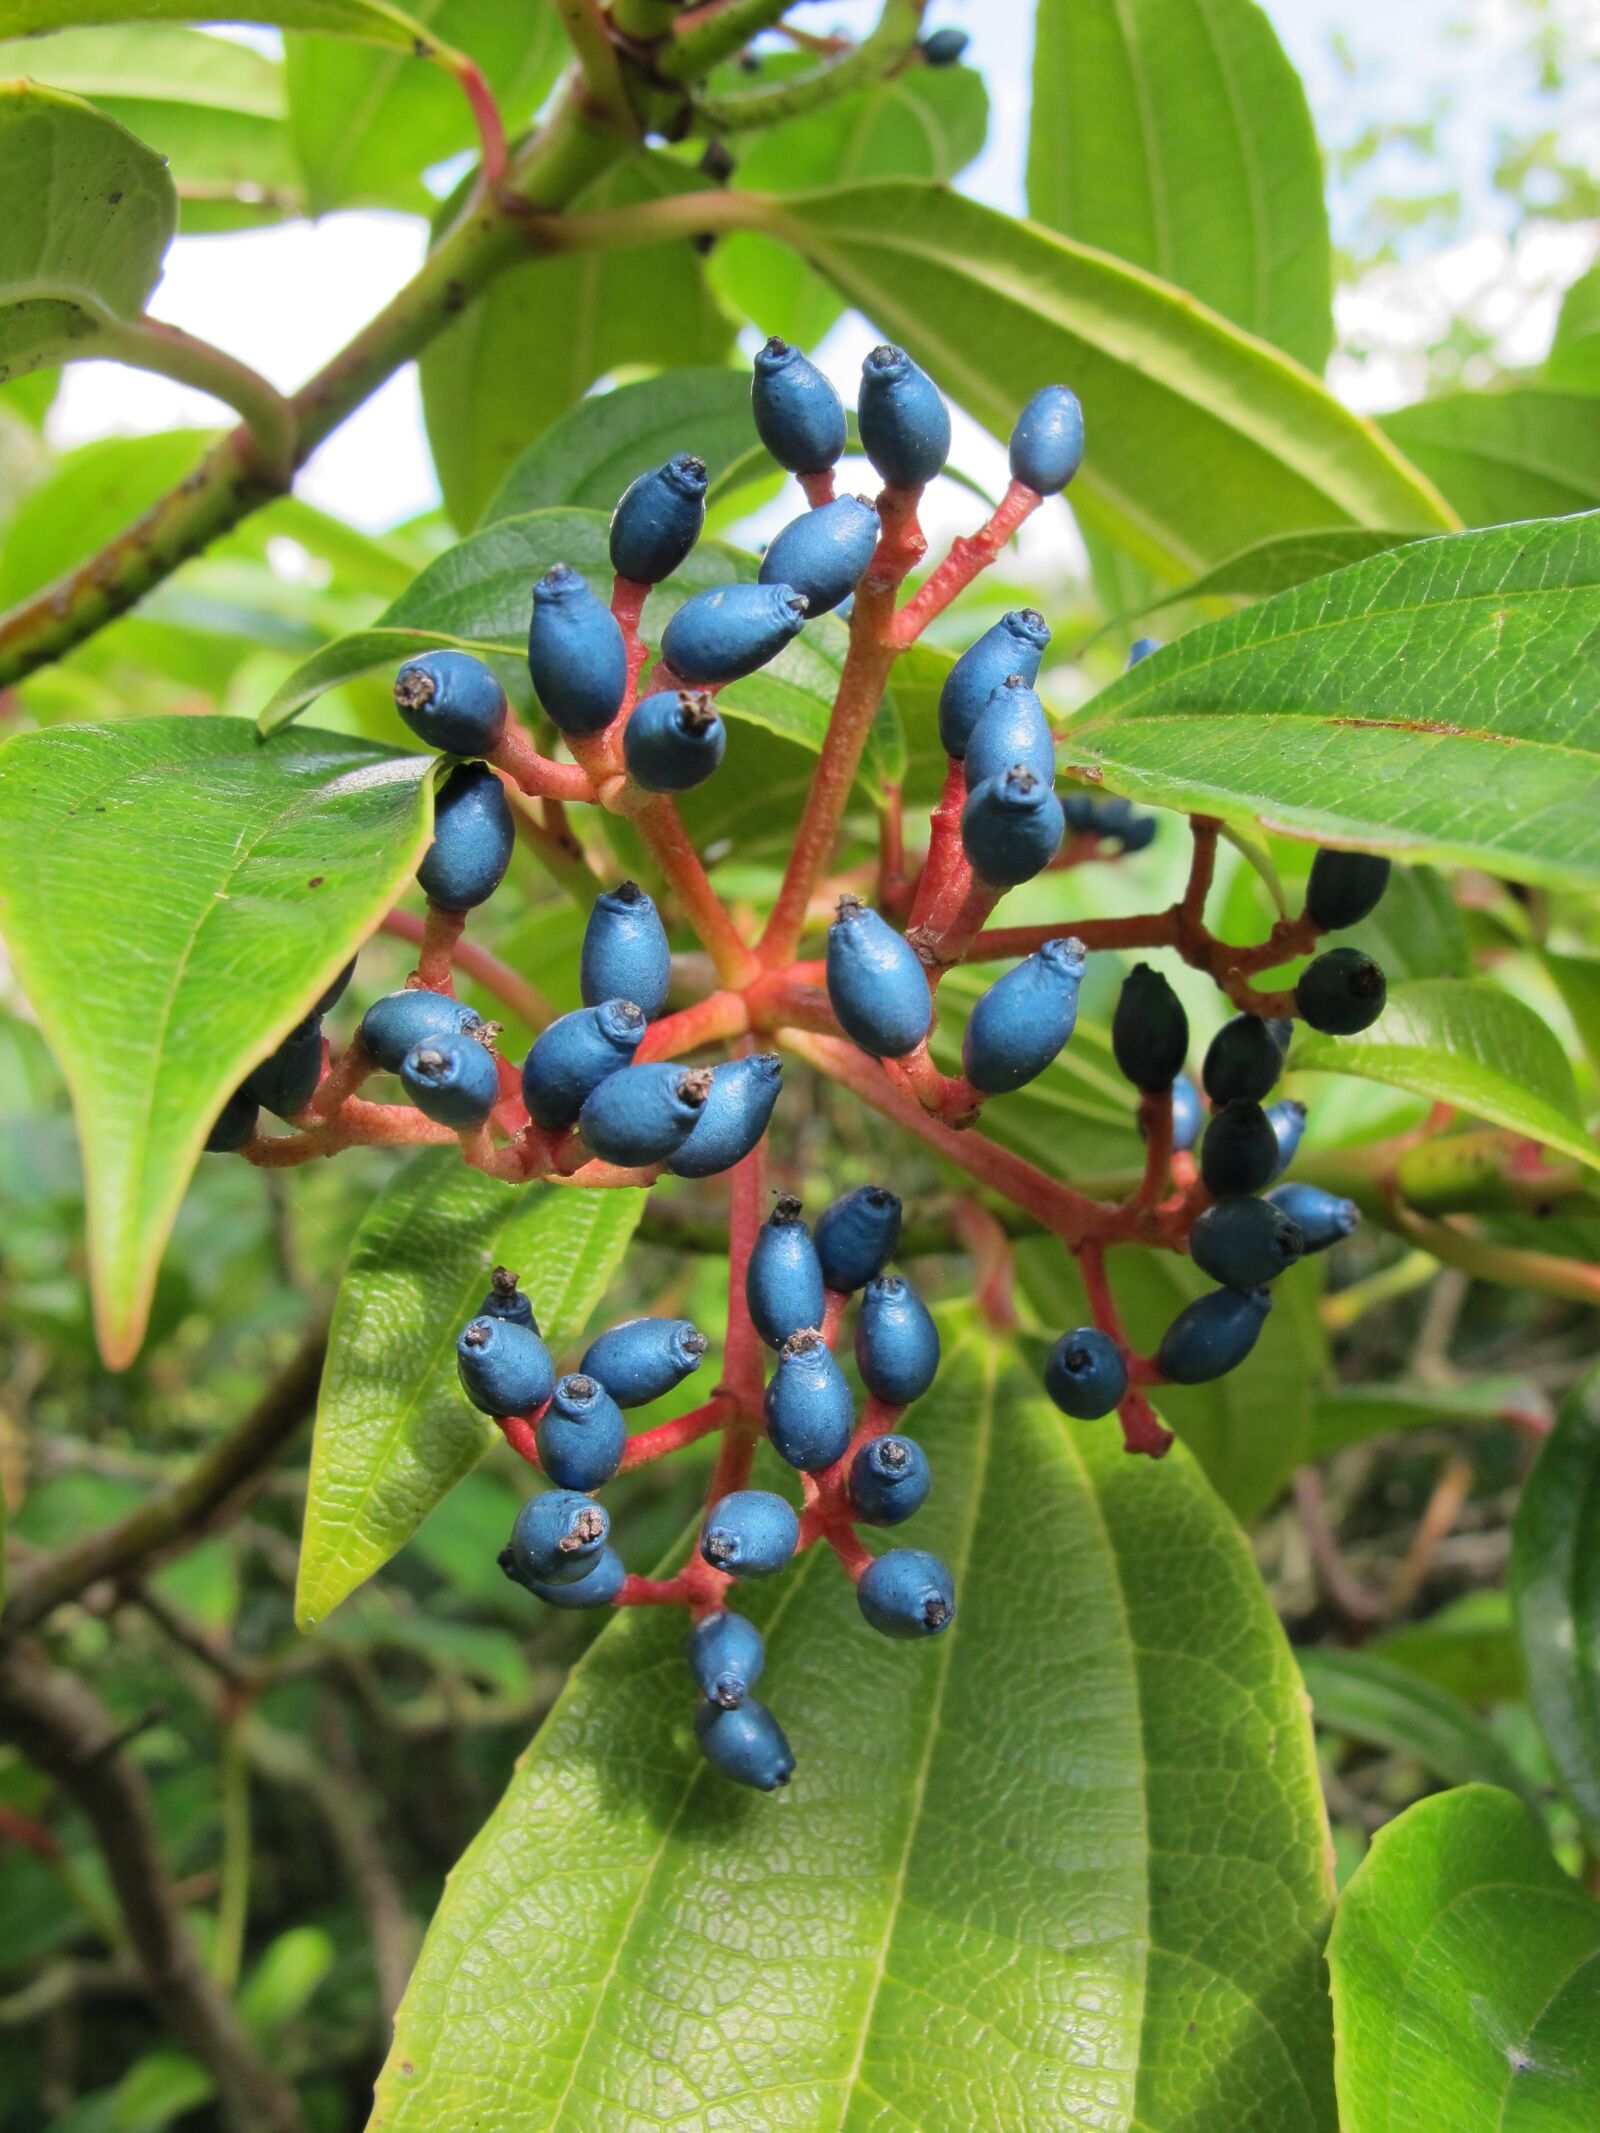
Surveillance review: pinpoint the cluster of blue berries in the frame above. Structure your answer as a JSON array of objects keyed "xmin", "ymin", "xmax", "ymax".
[{"xmin": 205, "ymin": 957, "xmax": 355, "ymax": 1151}]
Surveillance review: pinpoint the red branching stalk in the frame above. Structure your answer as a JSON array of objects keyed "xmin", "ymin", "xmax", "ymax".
[
  {"xmin": 618, "ymin": 1395, "xmax": 732, "ymax": 1471},
  {"xmin": 905, "ymin": 759, "xmax": 968, "ymax": 934},
  {"xmin": 721, "ymin": 1138, "xmax": 769, "ymax": 1417},
  {"xmin": 891, "ymin": 479, "xmax": 1042, "ymax": 645},
  {"xmin": 799, "ymin": 469, "xmax": 836, "ymax": 508},
  {"xmin": 1077, "ymin": 1241, "xmax": 1173, "ymax": 1459},
  {"xmin": 379, "ymin": 909, "xmax": 556, "ymax": 1029},
  {"xmin": 1132, "ymin": 1090, "xmax": 1174, "ymax": 1213},
  {"xmin": 886, "ymin": 1041, "xmax": 981, "ymax": 1128},
  {"xmin": 611, "ymin": 575, "xmax": 653, "ymax": 714},
  {"xmin": 635, "ymin": 796, "xmax": 760, "ymax": 989},
  {"xmin": 636, "ymin": 990, "xmax": 751, "ymax": 1062},
  {"xmin": 877, "ymin": 782, "xmax": 908, "ymax": 914},
  {"xmin": 414, "ymin": 905, "xmax": 465, "ymax": 991},
  {"xmin": 951, "ymin": 1201, "xmax": 1018, "ymax": 1330},
  {"xmin": 490, "ymin": 726, "xmax": 595, "ymax": 804}
]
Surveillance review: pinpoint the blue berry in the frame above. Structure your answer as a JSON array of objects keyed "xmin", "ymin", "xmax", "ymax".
[
  {"xmin": 814, "ymin": 1185, "xmax": 901, "ymax": 1294},
  {"xmin": 457, "ymin": 1315, "xmax": 555, "ymax": 1417},
  {"xmin": 400, "ymin": 1031, "xmax": 499, "ymax": 1128},
  {"xmin": 687, "ymin": 1610, "xmax": 766, "ymax": 1708},
  {"xmin": 746, "ymin": 1194, "xmax": 825, "ymax": 1349},
  {"xmin": 1043, "ymin": 1327, "xmax": 1128, "ymax": 1419},
  {"xmin": 1116, "ymin": 812, "xmax": 1159, "ymax": 853},
  {"xmin": 417, "ymin": 762, "xmax": 514, "ymax": 911},
  {"xmin": 660, "ymin": 581, "xmax": 809, "ymax": 685},
  {"xmin": 858, "ymin": 344, "xmax": 950, "ymax": 490},
  {"xmin": 759, "ymin": 495, "xmax": 879, "ymax": 615},
  {"xmin": 700, "ymin": 1490, "xmax": 799, "ymax": 1577},
  {"xmin": 1306, "ymin": 849, "xmax": 1391, "ymax": 931},
  {"xmin": 963, "ymin": 936, "xmax": 1085, "ymax": 1094},
  {"xmin": 1295, "ymin": 947, "xmax": 1387, "ymax": 1035},
  {"xmin": 580, "ymin": 1317, "xmax": 707, "ymax": 1408},
  {"xmin": 694, "ymin": 1696, "xmax": 794, "ymax": 1790},
  {"xmin": 522, "ymin": 999, "xmax": 646, "ymax": 1132},
  {"xmin": 623, "ymin": 688, "xmax": 726, "ymax": 793},
  {"xmin": 503, "ymin": 1490, "xmax": 607, "ymax": 1586},
  {"xmin": 825, "ymin": 896, "xmax": 932, "ymax": 1058},
  {"xmin": 581, "ymin": 882, "xmax": 670, "ymax": 1019},
  {"xmin": 848, "ymin": 1435, "xmax": 930, "ymax": 1526},
  {"xmin": 919, "ymin": 26, "xmax": 969, "ymax": 64},
  {"xmin": 938, "ymin": 608, "xmax": 1050, "ymax": 758},
  {"xmin": 609, "ymin": 452, "xmax": 707, "ymax": 584},
  {"xmin": 1202, "ymin": 1015, "xmax": 1284, "ymax": 1106},
  {"xmin": 206, "ymin": 1088, "xmax": 258, "ymax": 1152},
  {"xmin": 527, "ymin": 563, "xmax": 627, "ymax": 737},
  {"xmin": 964, "ymin": 675, "xmax": 1056, "ymax": 790},
  {"xmin": 961, "ymin": 766, "xmax": 1065, "ymax": 886},
  {"xmin": 668, "ymin": 1052, "xmax": 782, "ymax": 1179},
  {"xmin": 1200, "ymin": 1098, "xmax": 1280, "ymax": 1196},
  {"xmin": 479, "ymin": 1266, "xmax": 536, "ymax": 1329},
  {"xmin": 1170, "ymin": 1073, "xmax": 1204, "ymax": 1152},
  {"xmin": 359, "ymin": 988, "xmax": 482, "ymax": 1074},
  {"xmin": 1008, "ymin": 383, "xmax": 1084, "ymax": 496},
  {"xmin": 315, "ymin": 958, "xmax": 356, "ymax": 1015},
  {"xmin": 242, "ymin": 1012, "xmax": 323, "ymax": 1118},
  {"xmin": 1189, "ymin": 1196, "xmax": 1304, "ymax": 1291},
  {"xmin": 535, "ymin": 1373, "xmax": 627, "ymax": 1491},
  {"xmin": 752, "ymin": 337, "xmax": 846, "ymax": 474},
  {"xmin": 1157, "ymin": 1285, "xmax": 1272, "ymax": 1384},
  {"xmin": 766, "ymin": 1329, "xmax": 854, "ymax": 1471},
  {"xmin": 1266, "ymin": 1097, "xmax": 1307, "ymax": 1178},
  {"xmin": 393, "ymin": 650, "xmax": 507, "ymax": 757},
  {"xmin": 515, "ymin": 1545, "xmax": 625, "ymax": 1609},
  {"xmin": 577, "ymin": 1063, "xmax": 712, "ymax": 1167},
  {"xmin": 1112, "ymin": 964, "xmax": 1189, "ymax": 1092},
  {"xmin": 857, "ymin": 1548, "xmax": 955, "ymax": 1638},
  {"xmin": 1127, "ymin": 636, "xmax": 1162, "ymax": 666},
  {"xmin": 1266, "ymin": 1183, "xmax": 1359, "ymax": 1253},
  {"xmin": 856, "ymin": 1274, "xmax": 940, "ymax": 1407}
]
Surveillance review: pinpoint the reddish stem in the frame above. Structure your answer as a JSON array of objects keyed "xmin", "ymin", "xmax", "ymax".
[
  {"xmin": 490, "ymin": 727, "xmax": 595, "ymax": 804},
  {"xmin": 636, "ymin": 796, "xmax": 759, "ymax": 989},
  {"xmin": 496, "ymin": 1410, "xmax": 545, "ymax": 1468},
  {"xmin": 414, "ymin": 905, "xmax": 465, "ymax": 992},
  {"xmin": 821, "ymin": 1289, "xmax": 849, "ymax": 1349},
  {"xmin": 618, "ymin": 1395, "xmax": 732, "ymax": 1471},
  {"xmin": 887, "ymin": 1041, "xmax": 981, "ymax": 1128},
  {"xmin": 951, "ymin": 1200, "xmax": 1018, "ymax": 1329},
  {"xmin": 636, "ymin": 989, "xmax": 751, "ymax": 1062},
  {"xmin": 892, "ymin": 479, "xmax": 1041, "ymax": 646},
  {"xmin": 380, "ymin": 909, "xmax": 556, "ymax": 1029},
  {"xmin": 721, "ymin": 1138, "xmax": 769, "ymax": 1416},
  {"xmin": 450, "ymin": 55, "xmax": 508, "ymax": 189},
  {"xmin": 745, "ymin": 974, "xmax": 839, "ymax": 1039},
  {"xmin": 1078, "ymin": 1241, "xmax": 1173, "ymax": 1459},
  {"xmin": 611, "ymin": 576, "xmax": 653, "ymax": 714},
  {"xmin": 1133, "ymin": 1090, "xmax": 1174, "ymax": 1213},
  {"xmin": 799, "ymin": 468, "xmax": 836, "ymax": 508}
]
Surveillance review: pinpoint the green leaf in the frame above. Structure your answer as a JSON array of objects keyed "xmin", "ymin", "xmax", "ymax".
[
  {"xmin": 1068, "ymin": 514, "xmax": 1600, "ymax": 891},
  {"xmin": 751, "ymin": 181, "xmax": 1451, "ymax": 581},
  {"xmin": 1512, "ymin": 1367, "xmax": 1600, "ymax": 1850},
  {"xmin": 374, "ymin": 1323, "xmax": 1336, "ymax": 2131},
  {"xmin": 1295, "ymin": 979, "xmax": 1600, "ymax": 1174},
  {"xmin": 1299, "ymin": 1647, "xmax": 1541, "ymax": 1810},
  {"xmin": 421, "ymin": 156, "xmax": 736, "ymax": 528},
  {"xmin": 297, "ymin": 1152, "xmax": 642, "ymax": 1628},
  {"xmin": 1544, "ymin": 949, "xmax": 1600, "ymax": 1081},
  {"xmin": 1379, "ymin": 389, "xmax": 1600, "ymax": 528},
  {"xmin": 1309, "ymin": 1377, "xmax": 1545, "ymax": 1459},
  {"xmin": 0, "ymin": 0, "xmax": 461, "ymax": 52},
  {"xmin": 1547, "ymin": 261, "xmax": 1600, "ymax": 391},
  {"xmin": 0, "ymin": 428, "xmax": 216, "ymax": 608},
  {"xmin": 1027, "ymin": 0, "xmax": 1332, "ymax": 373},
  {"xmin": 1328, "ymin": 1786, "xmax": 1600, "ymax": 2133},
  {"xmin": 1332, "ymin": 863, "xmax": 1470, "ymax": 985},
  {"xmin": 1109, "ymin": 527, "xmax": 1419, "ymax": 630},
  {"xmin": 0, "ymin": 718, "xmax": 433, "ymax": 1366},
  {"xmin": 1373, "ymin": 1592, "xmax": 1526, "ymax": 1707}
]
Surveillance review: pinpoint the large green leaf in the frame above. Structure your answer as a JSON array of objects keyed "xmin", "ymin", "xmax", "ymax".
[
  {"xmin": 1108, "ymin": 527, "xmax": 1418, "ymax": 630},
  {"xmin": 1512, "ymin": 1368, "xmax": 1600, "ymax": 1850},
  {"xmin": 1027, "ymin": 0, "xmax": 1331, "ymax": 373},
  {"xmin": 1295, "ymin": 980, "xmax": 1600, "ymax": 1173},
  {"xmin": 0, "ymin": 0, "xmax": 459, "ymax": 50},
  {"xmin": 1067, "ymin": 514, "xmax": 1600, "ymax": 890},
  {"xmin": 1546, "ymin": 262, "xmax": 1600, "ymax": 391},
  {"xmin": 1328, "ymin": 1786, "xmax": 1600, "ymax": 2132},
  {"xmin": 0, "ymin": 718, "xmax": 433, "ymax": 1365},
  {"xmin": 0, "ymin": 428, "xmax": 215, "ymax": 607},
  {"xmin": 1308, "ymin": 1376, "xmax": 1543, "ymax": 1459},
  {"xmin": 1298, "ymin": 1647, "xmax": 1540, "ymax": 1810},
  {"xmin": 1380, "ymin": 389, "xmax": 1600, "ymax": 528},
  {"xmin": 373, "ymin": 1323, "xmax": 1336, "ymax": 2131},
  {"xmin": 296, "ymin": 1152, "xmax": 642, "ymax": 1629}
]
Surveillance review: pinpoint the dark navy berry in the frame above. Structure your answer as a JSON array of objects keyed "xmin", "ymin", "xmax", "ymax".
[
  {"xmin": 242, "ymin": 1012, "xmax": 323, "ymax": 1118},
  {"xmin": 694, "ymin": 1696, "xmax": 794, "ymax": 1790},
  {"xmin": 963, "ymin": 936, "xmax": 1086, "ymax": 1094},
  {"xmin": 623, "ymin": 688, "xmax": 726, "ymax": 794},
  {"xmin": 752, "ymin": 337, "xmax": 846, "ymax": 474},
  {"xmin": 577, "ymin": 1063, "xmax": 711, "ymax": 1167},
  {"xmin": 826, "ymin": 896, "xmax": 932, "ymax": 1058},
  {"xmin": 609, "ymin": 453, "xmax": 707, "ymax": 584},
  {"xmin": 766, "ymin": 1329, "xmax": 854, "ymax": 1471},
  {"xmin": 1043, "ymin": 1327, "xmax": 1128, "ymax": 1420},
  {"xmin": 857, "ymin": 1548, "xmax": 955, "ymax": 1639},
  {"xmin": 700, "ymin": 1489, "xmax": 799, "ymax": 1577},
  {"xmin": 1127, "ymin": 636, "xmax": 1161, "ymax": 666},
  {"xmin": 1008, "ymin": 384, "xmax": 1084, "ymax": 496},
  {"xmin": 503, "ymin": 1490, "xmax": 607, "ymax": 1587},
  {"xmin": 859, "ymin": 343, "xmax": 950, "ymax": 489},
  {"xmin": 1266, "ymin": 1097, "xmax": 1307, "ymax": 1178},
  {"xmin": 417, "ymin": 762, "xmax": 514, "ymax": 911},
  {"xmin": 964, "ymin": 676, "xmax": 1056, "ymax": 790},
  {"xmin": 1200, "ymin": 1098, "xmax": 1281, "ymax": 1197},
  {"xmin": 687, "ymin": 1610, "xmax": 766, "ymax": 1708},
  {"xmin": 759, "ymin": 495, "xmax": 879, "ymax": 615},
  {"xmin": 746, "ymin": 1194, "xmax": 826, "ymax": 1349},
  {"xmin": 479, "ymin": 1266, "xmax": 536, "ymax": 1330},
  {"xmin": 814, "ymin": 1185, "xmax": 901, "ymax": 1293},
  {"xmin": 1295, "ymin": 947, "xmax": 1387, "ymax": 1035},
  {"xmin": 359, "ymin": 988, "xmax": 482, "ymax": 1074},
  {"xmin": 1116, "ymin": 812, "xmax": 1159, "ymax": 853},
  {"xmin": 848, "ymin": 1435, "xmax": 930, "ymax": 1526},
  {"xmin": 393, "ymin": 649, "xmax": 507, "ymax": 757},
  {"xmin": 919, "ymin": 26, "xmax": 969, "ymax": 64},
  {"xmin": 522, "ymin": 999, "xmax": 646, "ymax": 1132},
  {"xmin": 961, "ymin": 767, "xmax": 1065, "ymax": 887},
  {"xmin": 527, "ymin": 563, "xmax": 627, "ymax": 737},
  {"xmin": 1306, "ymin": 849, "xmax": 1392, "ymax": 931},
  {"xmin": 581, "ymin": 882, "xmax": 670, "ymax": 1019},
  {"xmin": 1112, "ymin": 964, "xmax": 1189, "ymax": 1092},
  {"xmin": 1170, "ymin": 1073, "xmax": 1203, "ymax": 1152},
  {"xmin": 857, "ymin": 1274, "xmax": 940, "ymax": 1406},
  {"xmin": 514, "ymin": 1545, "xmax": 625, "ymax": 1609},
  {"xmin": 1266, "ymin": 1183, "xmax": 1359, "ymax": 1253},
  {"xmin": 206, "ymin": 1088, "xmax": 259, "ymax": 1153},
  {"xmin": 938, "ymin": 608, "xmax": 1051, "ymax": 758},
  {"xmin": 660, "ymin": 582, "xmax": 808, "ymax": 685},
  {"xmin": 535, "ymin": 1373, "xmax": 627, "ymax": 1492},
  {"xmin": 1189, "ymin": 1196, "xmax": 1304, "ymax": 1291},
  {"xmin": 1202, "ymin": 1015, "xmax": 1284, "ymax": 1106},
  {"xmin": 400, "ymin": 1031, "xmax": 499, "ymax": 1128},
  {"xmin": 668, "ymin": 1052, "xmax": 782, "ymax": 1179},
  {"xmin": 580, "ymin": 1317, "xmax": 706, "ymax": 1408},
  {"xmin": 1156, "ymin": 1285, "xmax": 1271, "ymax": 1384},
  {"xmin": 457, "ymin": 1314, "xmax": 556, "ymax": 1417},
  {"xmin": 315, "ymin": 958, "xmax": 356, "ymax": 1016}
]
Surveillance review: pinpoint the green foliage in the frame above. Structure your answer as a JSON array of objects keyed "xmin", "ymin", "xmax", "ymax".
[{"xmin": 1380, "ymin": 389, "xmax": 1600, "ymax": 528}]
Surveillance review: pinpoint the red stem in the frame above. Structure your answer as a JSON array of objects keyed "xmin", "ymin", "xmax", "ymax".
[
  {"xmin": 636, "ymin": 989, "xmax": 751, "ymax": 1062},
  {"xmin": 618, "ymin": 1395, "xmax": 732, "ymax": 1471},
  {"xmin": 636, "ymin": 797, "xmax": 759, "ymax": 988},
  {"xmin": 414, "ymin": 906, "xmax": 465, "ymax": 992},
  {"xmin": 379, "ymin": 909, "xmax": 556, "ymax": 1029},
  {"xmin": 892, "ymin": 480, "xmax": 1041, "ymax": 645},
  {"xmin": 490, "ymin": 726, "xmax": 595, "ymax": 804}
]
